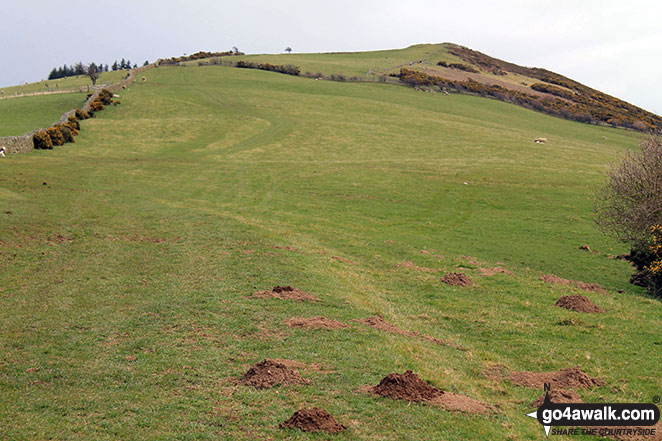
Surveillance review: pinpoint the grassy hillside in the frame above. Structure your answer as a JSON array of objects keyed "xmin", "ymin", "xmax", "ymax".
[
  {"xmin": 183, "ymin": 44, "xmax": 661, "ymax": 131},
  {"xmin": 0, "ymin": 64, "xmax": 659, "ymax": 440},
  {"xmin": 0, "ymin": 93, "xmax": 87, "ymax": 137},
  {"xmin": 0, "ymin": 70, "xmax": 127, "ymax": 96}
]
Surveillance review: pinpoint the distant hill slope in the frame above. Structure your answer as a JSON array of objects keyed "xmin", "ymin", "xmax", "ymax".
[{"xmin": 179, "ymin": 43, "xmax": 660, "ymax": 131}]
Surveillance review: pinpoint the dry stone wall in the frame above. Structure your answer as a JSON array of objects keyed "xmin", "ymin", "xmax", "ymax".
[{"xmin": 0, "ymin": 64, "xmax": 153, "ymax": 156}]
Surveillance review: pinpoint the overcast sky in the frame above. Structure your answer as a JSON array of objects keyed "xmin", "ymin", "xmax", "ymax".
[{"xmin": 3, "ymin": 0, "xmax": 660, "ymax": 113}]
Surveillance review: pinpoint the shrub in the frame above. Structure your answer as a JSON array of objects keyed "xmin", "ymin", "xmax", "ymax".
[
  {"xmin": 644, "ymin": 225, "xmax": 662, "ymax": 297},
  {"xmin": 62, "ymin": 121, "xmax": 79, "ymax": 136},
  {"xmin": 57, "ymin": 125, "xmax": 75, "ymax": 143},
  {"xmin": 47, "ymin": 127, "xmax": 65, "ymax": 146},
  {"xmin": 67, "ymin": 115, "xmax": 80, "ymax": 130},
  {"xmin": 90, "ymin": 101, "xmax": 104, "ymax": 112},
  {"xmin": 329, "ymin": 73, "xmax": 346, "ymax": 81},
  {"xmin": 596, "ymin": 135, "xmax": 662, "ymax": 295},
  {"xmin": 33, "ymin": 130, "xmax": 53, "ymax": 149},
  {"xmin": 75, "ymin": 109, "xmax": 90, "ymax": 120},
  {"xmin": 97, "ymin": 89, "xmax": 113, "ymax": 105}
]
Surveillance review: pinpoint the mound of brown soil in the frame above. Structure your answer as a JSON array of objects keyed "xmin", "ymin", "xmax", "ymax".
[
  {"xmin": 575, "ymin": 282, "xmax": 608, "ymax": 295},
  {"xmin": 252, "ymin": 285, "xmax": 318, "ymax": 302},
  {"xmin": 530, "ymin": 389, "xmax": 581, "ymax": 407},
  {"xmin": 353, "ymin": 315, "xmax": 465, "ymax": 350},
  {"xmin": 396, "ymin": 261, "xmax": 436, "ymax": 272},
  {"xmin": 280, "ymin": 407, "xmax": 346, "ymax": 433},
  {"xmin": 365, "ymin": 370, "xmax": 491, "ymax": 413},
  {"xmin": 555, "ymin": 295, "xmax": 605, "ymax": 313},
  {"xmin": 240, "ymin": 359, "xmax": 311, "ymax": 389},
  {"xmin": 479, "ymin": 266, "xmax": 514, "ymax": 276},
  {"xmin": 441, "ymin": 272, "xmax": 474, "ymax": 286},
  {"xmin": 540, "ymin": 274, "xmax": 572, "ymax": 285},
  {"xmin": 506, "ymin": 366, "xmax": 604, "ymax": 389},
  {"xmin": 541, "ymin": 275, "xmax": 608, "ymax": 294},
  {"xmin": 285, "ymin": 316, "xmax": 348, "ymax": 329},
  {"xmin": 371, "ymin": 370, "xmax": 441, "ymax": 402}
]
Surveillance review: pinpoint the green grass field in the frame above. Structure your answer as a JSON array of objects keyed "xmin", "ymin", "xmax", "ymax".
[
  {"xmin": 186, "ymin": 43, "xmax": 465, "ymax": 79},
  {"xmin": 0, "ymin": 70, "xmax": 128, "ymax": 96},
  {"xmin": 0, "ymin": 63, "xmax": 659, "ymax": 440},
  {"xmin": 0, "ymin": 93, "xmax": 87, "ymax": 137}
]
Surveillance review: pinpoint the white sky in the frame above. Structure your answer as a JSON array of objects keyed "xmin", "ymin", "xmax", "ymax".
[{"xmin": 2, "ymin": 0, "xmax": 661, "ymax": 113}]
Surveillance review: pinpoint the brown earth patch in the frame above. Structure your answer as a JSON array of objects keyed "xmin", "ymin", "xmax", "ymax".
[
  {"xmin": 353, "ymin": 315, "xmax": 465, "ymax": 350},
  {"xmin": 280, "ymin": 407, "xmax": 346, "ymax": 433},
  {"xmin": 48, "ymin": 234, "xmax": 74, "ymax": 245},
  {"xmin": 530, "ymin": 389, "xmax": 581, "ymax": 407},
  {"xmin": 555, "ymin": 295, "xmax": 605, "ymax": 313},
  {"xmin": 461, "ymin": 255, "xmax": 479, "ymax": 265},
  {"xmin": 505, "ymin": 366, "xmax": 604, "ymax": 389},
  {"xmin": 478, "ymin": 266, "xmax": 514, "ymax": 276},
  {"xmin": 441, "ymin": 272, "xmax": 474, "ymax": 287},
  {"xmin": 273, "ymin": 245, "xmax": 298, "ymax": 252},
  {"xmin": 332, "ymin": 255, "xmax": 358, "ymax": 265},
  {"xmin": 541, "ymin": 274, "xmax": 572, "ymax": 285},
  {"xmin": 285, "ymin": 316, "xmax": 348, "ymax": 329},
  {"xmin": 396, "ymin": 261, "xmax": 436, "ymax": 272},
  {"xmin": 270, "ymin": 358, "xmax": 334, "ymax": 374},
  {"xmin": 365, "ymin": 370, "xmax": 491, "ymax": 413},
  {"xmin": 240, "ymin": 359, "xmax": 311, "ymax": 389},
  {"xmin": 575, "ymin": 282, "xmax": 608, "ymax": 295},
  {"xmin": 541, "ymin": 274, "xmax": 608, "ymax": 294},
  {"xmin": 252, "ymin": 285, "xmax": 318, "ymax": 302}
]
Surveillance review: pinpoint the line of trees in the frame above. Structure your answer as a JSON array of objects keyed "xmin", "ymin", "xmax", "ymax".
[{"xmin": 48, "ymin": 59, "xmax": 149, "ymax": 80}]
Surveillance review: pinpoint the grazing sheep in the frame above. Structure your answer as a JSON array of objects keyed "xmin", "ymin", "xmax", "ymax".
[
  {"xmin": 533, "ymin": 137, "xmax": 547, "ymax": 143},
  {"xmin": 0, "ymin": 146, "xmax": 6, "ymax": 157},
  {"xmin": 142, "ymin": 76, "xmax": 146, "ymax": 81}
]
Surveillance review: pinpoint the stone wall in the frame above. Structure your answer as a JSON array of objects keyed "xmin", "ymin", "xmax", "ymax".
[{"xmin": 0, "ymin": 64, "xmax": 154, "ymax": 157}]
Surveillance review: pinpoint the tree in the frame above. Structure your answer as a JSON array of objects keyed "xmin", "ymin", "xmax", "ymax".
[
  {"xmin": 232, "ymin": 46, "xmax": 239, "ymax": 54},
  {"xmin": 285, "ymin": 47, "xmax": 292, "ymax": 53},
  {"xmin": 143, "ymin": 60, "xmax": 149, "ymax": 66},
  {"xmin": 48, "ymin": 68, "xmax": 58, "ymax": 80},
  {"xmin": 74, "ymin": 62, "xmax": 86, "ymax": 76},
  {"xmin": 120, "ymin": 58, "xmax": 127, "ymax": 69},
  {"xmin": 112, "ymin": 61, "xmax": 119, "ymax": 71},
  {"xmin": 87, "ymin": 63, "xmax": 100, "ymax": 85},
  {"xmin": 596, "ymin": 135, "xmax": 662, "ymax": 295}
]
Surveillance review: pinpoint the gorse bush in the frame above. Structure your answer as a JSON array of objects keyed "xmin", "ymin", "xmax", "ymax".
[
  {"xmin": 33, "ymin": 130, "xmax": 53, "ymax": 149},
  {"xmin": 645, "ymin": 225, "xmax": 662, "ymax": 297},
  {"xmin": 596, "ymin": 135, "xmax": 662, "ymax": 297},
  {"xmin": 75, "ymin": 109, "xmax": 90, "ymax": 120},
  {"xmin": 47, "ymin": 127, "xmax": 65, "ymax": 146},
  {"xmin": 235, "ymin": 61, "xmax": 300, "ymax": 76},
  {"xmin": 57, "ymin": 125, "xmax": 75, "ymax": 143}
]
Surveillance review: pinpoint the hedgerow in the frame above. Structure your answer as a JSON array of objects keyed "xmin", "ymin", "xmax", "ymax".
[{"xmin": 235, "ymin": 61, "xmax": 300, "ymax": 76}]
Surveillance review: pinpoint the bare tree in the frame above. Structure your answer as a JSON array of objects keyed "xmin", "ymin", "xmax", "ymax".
[
  {"xmin": 596, "ymin": 135, "xmax": 662, "ymax": 246},
  {"xmin": 87, "ymin": 63, "xmax": 100, "ymax": 85}
]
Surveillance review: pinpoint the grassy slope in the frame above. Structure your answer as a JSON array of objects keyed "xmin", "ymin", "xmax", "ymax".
[
  {"xmin": 0, "ymin": 65, "xmax": 659, "ymax": 441},
  {"xmin": 187, "ymin": 43, "xmax": 465, "ymax": 79},
  {"xmin": 0, "ymin": 93, "xmax": 87, "ymax": 137},
  {"xmin": 0, "ymin": 70, "xmax": 127, "ymax": 96}
]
